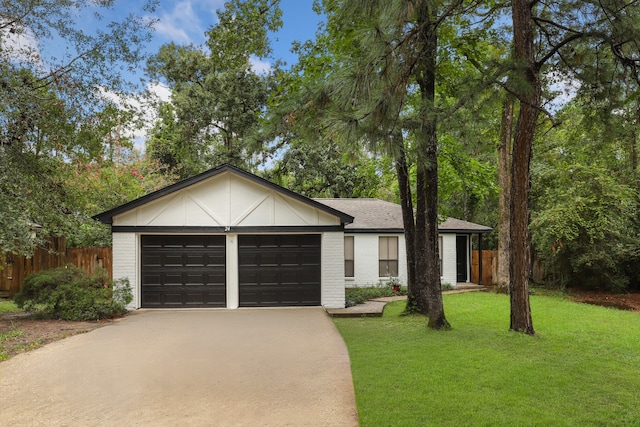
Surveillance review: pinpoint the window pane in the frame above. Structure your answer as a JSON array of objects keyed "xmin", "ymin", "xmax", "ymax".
[
  {"xmin": 344, "ymin": 236, "xmax": 354, "ymax": 261},
  {"xmin": 345, "ymin": 260, "xmax": 354, "ymax": 277},
  {"xmin": 379, "ymin": 237, "xmax": 388, "ymax": 259},
  {"xmin": 379, "ymin": 261, "xmax": 387, "ymax": 277},
  {"xmin": 388, "ymin": 261, "xmax": 398, "ymax": 277},
  {"xmin": 389, "ymin": 236, "xmax": 398, "ymax": 259}
]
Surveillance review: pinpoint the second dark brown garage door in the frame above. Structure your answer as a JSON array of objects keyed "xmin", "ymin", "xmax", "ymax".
[{"xmin": 238, "ymin": 235, "xmax": 321, "ymax": 307}]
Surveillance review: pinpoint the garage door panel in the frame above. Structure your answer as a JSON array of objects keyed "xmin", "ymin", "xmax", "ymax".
[
  {"xmin": 141, "ymin": 235, "xmax": 226, "ymax": 308},
  {"xmin": 239, "ymin": 235, "xmax": 321, "ymax": 307}
]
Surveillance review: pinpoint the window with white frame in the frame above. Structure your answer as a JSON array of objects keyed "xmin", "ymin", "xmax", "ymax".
[{"xmin": 378, "ymin": 236, "xmax": 398, "ymax": 277}]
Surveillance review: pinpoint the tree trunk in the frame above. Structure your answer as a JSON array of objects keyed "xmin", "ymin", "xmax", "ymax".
[
  {"xmin": 413, "ymin": 166, "xmax": 431, "ymax": 315},
  {"xmin": 633, "ymin": 101, "xmax": 639, "ymax": 228},
  {"xmin": 497, "ymin": 95, "xmax": 514, "ymax": 292},
  {"xmin": 413, "ymin": 0, "xmax": 449, "ymax": 329},
  {"xmin": 424, "ymin": 131, "xmax": 448, "ymax": 329},
  {"xmin": 509, "ymin": 0, "xmax": 537, "ymax": 335},
  {"xmin": 395, "ymin": 141, "xmax": 417, "ymax": 300}
]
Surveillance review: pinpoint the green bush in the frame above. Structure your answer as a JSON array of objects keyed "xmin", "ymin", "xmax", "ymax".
[
  {"xmin": 345, "ymin": 280, "xmax": 407, "ymax": 307},
  {"xmin": 14, "ymin": 265, "xmax": 132, "ymax": 321}
]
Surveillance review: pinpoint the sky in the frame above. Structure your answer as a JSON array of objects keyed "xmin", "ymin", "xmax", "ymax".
[
  {"xmin": 126, "ymin": 0, "xmax": 323, "ymax": 81},
  {"xmin": 87, "ymin": 0, "xmax": 325, "ymax": 146}
]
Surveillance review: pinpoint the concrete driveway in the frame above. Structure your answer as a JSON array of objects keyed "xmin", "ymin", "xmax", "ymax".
[{"xmin": 0, "ymin": 308, "xmax": 358, "ymax": 426}]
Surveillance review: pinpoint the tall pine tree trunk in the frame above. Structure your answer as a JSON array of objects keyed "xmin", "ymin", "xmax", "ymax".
[
  {"xmin": 413, "ymin": 0, "xmax": 449, "ymax": 329},
  {"xmin": 396, "ymin": 141, "xmax": 417, "ymax": 301},
  {"xmin": 509, "ymin": 0, "xmax": 538, "ymax": 335},
  {"xmin": 413, "ymin": 166, "xmax": 431, "ymax": 315},
  {"xmin": 497, "ymin": 95, "xmax": 514, "ymax": 292}
]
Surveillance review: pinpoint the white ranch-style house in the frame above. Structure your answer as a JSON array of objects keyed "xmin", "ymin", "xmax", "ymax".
[{"xmin": 95, "ymin": 164, "xmax": 492, "ymax": 310}]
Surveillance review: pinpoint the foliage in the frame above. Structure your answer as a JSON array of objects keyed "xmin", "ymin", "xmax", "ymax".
[
  {"xmin": 266, "ymin": 145, "xmax": 394, "ymax": 198},
  {"xmin": 441, "ymin": 282, "xmax": 454, "ymax": 291},
  {"xmin": 63, "ymin": 154, "xmax": 178, "ymax": 247},
  {"xmin": 345, "ymin": 282, "xmax": 407, "ymax": 308},
  {"xmin": 531, "ymin": 101, "xmax": 640, "ymax": 292},
  {"xmin": 14, "ymin": 265, "xmax": 131, "ymax": 321},
  {"xmin": 0, "ymin": 0, "xmax": 157, "ymax": 255},
  {"xmin": 532, "ymin": 164, "xmax": 637, "ymax": 291},
  {"xmin": 334, "ymin": 292, "xmax": 640, "ymax": 426},
  {"xmin": 0, "ymin": 300, "xmax": 21, "ymax": 313},
  {"xmin": 145, "ymin": 0, "xmax": 282, "ymax": 175}
]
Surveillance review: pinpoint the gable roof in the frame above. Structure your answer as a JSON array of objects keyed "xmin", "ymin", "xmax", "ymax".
[
  {"xmin": 94, "ymin": 164, "xmax": 354, "ymax": 225},
  {"xmin": 315, "ymin": 198, "xmax": 492, "ymax": 233}
]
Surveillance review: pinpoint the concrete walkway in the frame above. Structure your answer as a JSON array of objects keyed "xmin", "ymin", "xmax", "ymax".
[{"xmin": 0, "ymin": 308, "xmax": 358, "ymax": 426}]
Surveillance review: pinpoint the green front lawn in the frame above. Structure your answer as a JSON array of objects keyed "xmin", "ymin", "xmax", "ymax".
[{"xmin": 334, "ymin": 292, "xmax": 640, "ymax": 426}]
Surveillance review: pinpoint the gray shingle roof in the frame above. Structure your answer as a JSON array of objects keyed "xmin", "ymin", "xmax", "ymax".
[
  {"xmin": 315, "ymin": 199, "xmax": 404, "ymax": 231},
  {"xmin": 315, "ymin": 198, "xmax": 492, "ymax": 233}
]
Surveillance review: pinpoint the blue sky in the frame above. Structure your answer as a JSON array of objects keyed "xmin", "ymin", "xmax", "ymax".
[
  {"xmin": 78, "ymin": 1, "xmax": 325, "ymax": 144},
  {"xmin": 136, "ymin": 0, "xmax": 322, "ymax": 73}
]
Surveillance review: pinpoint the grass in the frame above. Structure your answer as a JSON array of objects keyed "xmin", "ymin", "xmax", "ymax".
[
  {"xmin": 333, "ymin": 292, "xmax": 640, "ymax": 426},
  {"xmin": 0, "ymin": 300, "xmax": 21, "ymax": 314},
  {"xmin": 0, "ymin": 300, "xmax": 26, "ymax": 360},
  {"xmin": 0, "ymin": 323, "xmax": 25, "ymax": 361}
]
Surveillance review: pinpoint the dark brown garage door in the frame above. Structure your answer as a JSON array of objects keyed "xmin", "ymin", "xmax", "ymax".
[
  {"xmin": 238, "ymin": 235, "xmax": 321, "ymax": 307},
  {"xmin": 141, "ymin": 235, "xmax": 226, "ymax": 308}
]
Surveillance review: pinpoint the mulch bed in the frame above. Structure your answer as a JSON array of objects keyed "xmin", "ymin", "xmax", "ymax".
[
  {"xmin": 569, "ymin": 289, "xmax": 640, "ymax": 312},
  {"xmin": 0, "ymin": 311, "xmax": 112, "ymax": 361}
]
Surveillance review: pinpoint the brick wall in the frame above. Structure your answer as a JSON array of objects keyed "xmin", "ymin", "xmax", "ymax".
[{"xmin": 321, "ymin": 231, "xmax": 345, "ymax": 309}]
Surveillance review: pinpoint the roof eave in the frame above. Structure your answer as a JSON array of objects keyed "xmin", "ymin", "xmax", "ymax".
[{"xmin": 438, "ymin": 228, "xmax": 494, "ymax": 234}]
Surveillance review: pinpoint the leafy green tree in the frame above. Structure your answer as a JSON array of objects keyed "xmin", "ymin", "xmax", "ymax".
[
  {"xmin": 267, "ymin": 141, "xmax": 394, "ymax": 199},
  {"xmin": 277, "ymin": 0, "xmax": 495, "ymax": 329},
  {"xmin": 531, "ymin": 101, "xmax": 640, "ymax": 292},
  {"xmin": 63, "ymin": 154, "xmax": 178, "ymax": 247},
  {"xmin": 145, "ymin": 102, "xmax": 199, "ymax": 179},
  {"xmin": 505, "ymin": 0, "xmax": 640, "ymax": 334},
  {"xmin": 145, "ymin": 0, "xmax": 282, "ymax": 173},
  {"xmin": 0, "ymin": 0, "xmax": 156, "ymax": 255}
]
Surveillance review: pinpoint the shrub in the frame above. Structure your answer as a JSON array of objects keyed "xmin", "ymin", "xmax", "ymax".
[
  {"xmin": 441, "ymin": 282, "xmax": 454, "ymax": 291},
  {"xmin": 14, "ymin": 265, "xmax": 131, "ymax": 321},
  {"xmin": 345, "ymin": 280, "xmax": 407, "ymax": 307}
]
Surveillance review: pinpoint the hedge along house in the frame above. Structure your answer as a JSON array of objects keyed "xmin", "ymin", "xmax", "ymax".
[
  {"xmin": 94, "ymin": 164, "xmax": 353, "ymax": 310},
  {"xmin": 316, "ymin": 199, "xmax": 493, "ymax": 289}
]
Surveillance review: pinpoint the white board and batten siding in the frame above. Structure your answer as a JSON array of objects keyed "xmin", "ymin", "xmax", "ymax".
[{"xmin": 107, "ymin": 169, "xmax": 348, "ymax": 309}]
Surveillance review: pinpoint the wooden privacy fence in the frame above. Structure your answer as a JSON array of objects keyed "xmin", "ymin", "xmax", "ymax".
[
  {"xmin": 0, "ymin": 237, "xmax": 112, "ymax": 298},
  {"xmin": 472, "ymin": 250, "xmax": 498, "ymax": 286}
]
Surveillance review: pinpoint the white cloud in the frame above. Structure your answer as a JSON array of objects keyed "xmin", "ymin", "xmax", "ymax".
[
  {"xmin": 0, "ymin": 22, "xmax": 43, "ymax": 69},
  {"xmin": 249, "ymin": 56, "xmax": 272, "ymax": 74},
  {"xmin": 150, "ymin": 0, "xmax": 229, "ymax": 45},
  {"xmin": 153, "ymin": 1, "xmax": 202, "ymax": 44},
  {"xmin": 147, "ymin": 81, "xmax": 172, "ymax": 103}
]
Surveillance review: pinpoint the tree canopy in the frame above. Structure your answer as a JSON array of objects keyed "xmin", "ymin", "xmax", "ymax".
[
  {"xmin": 0, "ymin": 0, "xmax": 157, "ymax": 254},
  {"xmin": 2, "ymin": 0, "xmax": 640, "ymax": 334}
]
